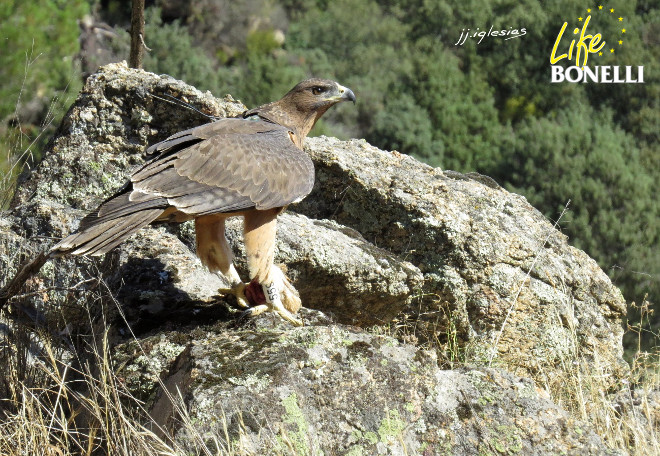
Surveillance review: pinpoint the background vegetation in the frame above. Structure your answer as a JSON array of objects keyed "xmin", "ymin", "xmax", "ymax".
[
  {"xmin": 1, "ymin": 0, "xmax": 658, "ymax": 349},
  {"xmin": 0, "ymin": 0, "xmax": 88, "ymax": 205}
]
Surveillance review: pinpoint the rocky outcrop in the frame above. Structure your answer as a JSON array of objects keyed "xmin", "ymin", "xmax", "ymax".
[
  {"xmin": 113, "ymin": 316, "xmax": 619, "ymax": 455},
  {"xmin": 0, "ymin": 62, "xmax": 630, "ymax": 453},
  {"xmin": 294, "ymin": 136, "xmax": 627, "ymax": 381}
]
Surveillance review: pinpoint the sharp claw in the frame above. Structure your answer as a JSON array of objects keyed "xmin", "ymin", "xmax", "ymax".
[
  {"xmin": 235, "ymin": 304, "xmax": 267, "ymax": 327},
  {"xmin": 230, "ymin": 269, "xmax": 303, "ymax": 326},
  {"xmin": 235, "ymin": 286, "xmax": 303, "ymax": 326},
  {"xmin": 218, "ymin": 283, "xmax": 250, "ymax": 308},
  {"xmin": 239, "ymin": 304, "xmax": 269, "ymax": 319},
  {"xmin": 236, "ymin": 304, "xmax": 302, "ymax": 326},
  {"xmin": 263, "ymin": 282, "xmax": 303, "ymax": 326}
]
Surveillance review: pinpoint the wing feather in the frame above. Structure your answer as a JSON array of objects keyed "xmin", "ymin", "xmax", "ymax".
[
  {"xmin": 134, "ymin": 118, "xmax": 314, "ymax": 214},
  {"xmin": 53, "ymin": 116, "xmax": 315, "ymax": 256},
  {"xmin": 81, "ymin": 210, "xmax": 163, "ymax": 255},
  {"xmin": 54, "ymin": 208, "xmax": 164, "ymax": 256}
]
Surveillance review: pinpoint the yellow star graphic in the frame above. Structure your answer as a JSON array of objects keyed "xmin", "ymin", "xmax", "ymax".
[
  {"xmin": 610, "ymin": 48, "xmax": 615, "ymax": 53},
  {"xmin": 610, "ymin": 8, "xmax": 614, "ymax": 13},
  {"xmin": 579, "ymin": 17, "xmax": 583, "ymax": 21},
  {"xmin": 622, "ymin": 28, "xmax": 626, "ymax": 33},
  {"xmin": 619, "ymin": 17, "xmax": 623, "ymax": 21},
  {"xmin": 619, "ymin": 40, "xmax": 623, "ymax": 45},
  {"xmin": 598, "ymin": 51, "xmax": 603, "ymax": 56},
  {"xmin": 598, "ymin": 5, "xmax": 603, "ymax": 9},
  {"xmin": 587, "ymin": 8, "xmax": 591, "ymax": 12}
]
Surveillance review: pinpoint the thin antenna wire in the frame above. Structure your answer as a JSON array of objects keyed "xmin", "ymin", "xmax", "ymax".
[{"xmin": 149, "ymin": 93, "xmax": 220, "ymax": 121}]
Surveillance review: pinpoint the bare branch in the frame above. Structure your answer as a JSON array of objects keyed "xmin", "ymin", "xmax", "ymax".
[
  {"xmin": 0, "ymin": 251, "xmax": 51, "ymax": 310},
  {"xmin": 129, "ymin": 0, "xmax": 146, "ymax": 69}
]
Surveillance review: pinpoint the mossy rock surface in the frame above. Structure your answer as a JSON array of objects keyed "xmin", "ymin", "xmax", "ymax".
[
  {"xmin": 0, "ymin": 63, "xmax": 630, "ymax": 455},
  {"xmin": 113, "ymin": 319, "xmax": 620, "ymax": 455}
]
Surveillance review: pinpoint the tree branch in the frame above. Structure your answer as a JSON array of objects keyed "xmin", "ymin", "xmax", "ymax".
[
  {"xmin": 0, "ymin": 251, "xmax": 51, "ymax": 310},
  {"xmin": 129, "ymin": 0, "xmax": 146, "ymax": 69}
]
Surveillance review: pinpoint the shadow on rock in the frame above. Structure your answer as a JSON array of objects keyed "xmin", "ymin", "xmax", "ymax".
[{"xmin": 106, "ymin": 255, "xmax": 235, "ymax": 336}]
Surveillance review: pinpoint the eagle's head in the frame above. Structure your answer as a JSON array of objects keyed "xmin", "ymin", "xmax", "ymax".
[
  {"xmin": 284, "ymin": 78, "xmax": 356, "ymax": 112},
  {"xmin": 244, "ymin": 78, "xmax": 356, "ymax": 139}
]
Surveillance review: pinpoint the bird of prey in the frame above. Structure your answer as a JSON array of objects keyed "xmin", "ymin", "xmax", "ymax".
[{"xmin": 51, "ymin": 79, "xmax": 356, "ymax": 325}]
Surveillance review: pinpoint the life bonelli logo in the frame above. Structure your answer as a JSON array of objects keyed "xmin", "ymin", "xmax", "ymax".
[{"xmin": 550, "ymin": 4, "xmax": 643, "ymax": 83}]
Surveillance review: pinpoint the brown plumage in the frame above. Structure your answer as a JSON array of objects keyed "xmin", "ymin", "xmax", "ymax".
[{"xmin": 51, "ymin": 78, "xmax": 356, "ymax": 325}]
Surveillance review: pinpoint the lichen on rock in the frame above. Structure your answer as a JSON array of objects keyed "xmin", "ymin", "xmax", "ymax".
[{"xmin": 0, "ymin": 63, "xmax": 632, "ymax": 454}]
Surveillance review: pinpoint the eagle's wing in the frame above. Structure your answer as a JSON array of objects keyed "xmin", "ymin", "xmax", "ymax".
[
  {"xmin": 134, "ymin": 118, "xmax": 314, "ymax": 213},
  {"xmin": 52, "ymin": 117, "xmax": 314, "ymax": 256}
]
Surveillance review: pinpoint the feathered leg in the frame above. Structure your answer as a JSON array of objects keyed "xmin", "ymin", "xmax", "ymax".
[
  {"xmin": 195, "ymin": 214, "xmax": 249, "ymax": 308},
  {"xmin": 242, "ymin": 208, "xmax": 302, "ymax": 325}
]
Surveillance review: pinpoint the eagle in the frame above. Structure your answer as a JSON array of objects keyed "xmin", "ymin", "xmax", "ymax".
[{"xmin": 50, "ymin": 79, "xmax": 356, "ymax": 325}]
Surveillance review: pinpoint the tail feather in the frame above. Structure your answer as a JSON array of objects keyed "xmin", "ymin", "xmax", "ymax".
[
  {"xmin": 53, "ymin": 209, "xmax": 164, "ymax": 256},
  {"xmin": 78, "ymin": 188, "xmax": 167, "ymax": 230},
  {"xmin": 52, "ymin": 188, "xmax": 168, "ymax": 256}
]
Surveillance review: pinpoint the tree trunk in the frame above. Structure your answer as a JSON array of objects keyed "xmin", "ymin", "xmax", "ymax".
[{"xmin": 129, "ymin": 0, "xmax": 145, "ymax": 69}]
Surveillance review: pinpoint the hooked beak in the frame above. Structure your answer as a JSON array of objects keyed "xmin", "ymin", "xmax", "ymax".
[{"xmin": 337, "ymin": 84, "xmax": 356, "ymax": 104}]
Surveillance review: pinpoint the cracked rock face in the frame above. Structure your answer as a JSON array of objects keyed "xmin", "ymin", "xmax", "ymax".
[
  {"xmin": 294, "ymin": 136, "xmax": 627, "ymax": 381},
  {"xmin": 113, "ymin": 318, "xmax": 620, "ymax": 455},
  {"xmin": 0, "ymin": 63, "xmax": 629, "ymax": 453}
]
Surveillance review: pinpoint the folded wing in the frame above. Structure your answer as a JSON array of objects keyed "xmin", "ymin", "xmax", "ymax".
[{"xmin": 52, "ymin": 117, "xmax": 315, "ymax": 256}]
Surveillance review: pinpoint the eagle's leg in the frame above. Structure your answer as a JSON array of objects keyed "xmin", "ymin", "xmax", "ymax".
[
  {"xmin": 195, "ymin": 214, "xmax": 249, "ymax": 308},
  {"xmin": 243, "ymin": 208, "xmax": 302, "ymax": 326}
]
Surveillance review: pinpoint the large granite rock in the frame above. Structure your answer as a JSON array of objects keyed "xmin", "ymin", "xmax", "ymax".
[
  {"xmin": 295, "ymin": 136, "xmax": 627, "ymax": 382},
  {"xmin": 113, "ymin": 317, "xmax": 620, "ymax": 455},
  {"xmin": 0, "ymin": 62, "xmax": 632, "ymax": 454}
]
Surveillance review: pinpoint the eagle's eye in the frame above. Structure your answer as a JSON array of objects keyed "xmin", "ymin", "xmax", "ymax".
[{"xmin": 311, "ymin": 86, "xmax": 326, "ymax": 95}]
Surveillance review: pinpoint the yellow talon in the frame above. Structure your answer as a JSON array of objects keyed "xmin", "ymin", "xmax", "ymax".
[{"xmin": 218, "ymin": 283, "xmax": 250, "ymax": 308}]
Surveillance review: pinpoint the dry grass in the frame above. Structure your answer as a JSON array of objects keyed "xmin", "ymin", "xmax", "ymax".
[
  {"xmin": 0, "ymin": 280, "xmax": 296, "ymax": 455},
  {"xmin": 0, "ymin": 321, "xmax": 177, "ymax": 455},
  {"xmin": 379, "ymin": 289, "xmax": 659, "ymax": 456},
  {"xmin": 561, "ymin": 297, "xmax": 660, "ymax": 455}
]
